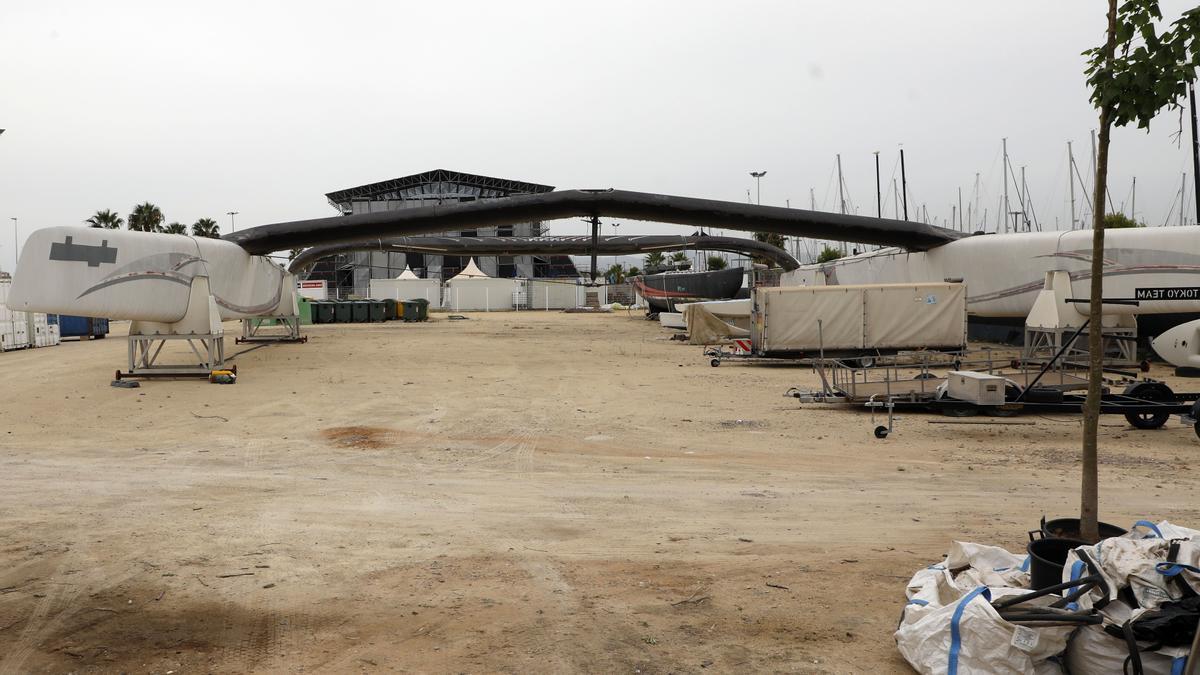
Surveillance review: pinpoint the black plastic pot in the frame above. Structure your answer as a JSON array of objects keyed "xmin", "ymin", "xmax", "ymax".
[
  {"xmin": 1026, "ymin": 537, "xmax": 1085, "ymax": 591},
  {"xmin": 1040, "ymin": 516, "xmax": 1126, "ymax": 542}
]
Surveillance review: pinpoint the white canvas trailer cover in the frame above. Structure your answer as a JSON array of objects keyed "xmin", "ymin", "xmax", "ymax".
[{"xmin": 753, "ymin": 283, "xmax": 967, "ymax": 355}]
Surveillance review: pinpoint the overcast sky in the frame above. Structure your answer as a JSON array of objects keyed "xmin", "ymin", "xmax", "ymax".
[{"xmin": 2, "ymin": 0, "xmax": 1198, "ymax": 271}]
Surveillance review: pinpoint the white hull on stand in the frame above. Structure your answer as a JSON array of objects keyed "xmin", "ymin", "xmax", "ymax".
[{"xmin": 782, "ymin": 227, "xmax": 1200, "ymax": 319}]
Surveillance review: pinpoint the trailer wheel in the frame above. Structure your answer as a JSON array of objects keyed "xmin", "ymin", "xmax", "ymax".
[
  {"xmin": 1195, "ymin": 421, "xmax": 1200, "ymax": 440},
  {"xmin": 873, "ymin": 425, "xmax": 889, "ymax": 439},
  {"xmin": 1123, "ymin": 381, "xmax": 1174, "ymax": 430},
  {"xmin": 710, "ymin": 359, "xmax": 721, "ymax": 368}
]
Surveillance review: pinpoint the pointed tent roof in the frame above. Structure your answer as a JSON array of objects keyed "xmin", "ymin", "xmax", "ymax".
[
  {"xmin": 396, "ymin": 265, "xmax": 420, "ymax": 280},
  {"xmin": 451, "ymin": 258, "xmax": 489, "ymax": 280}
]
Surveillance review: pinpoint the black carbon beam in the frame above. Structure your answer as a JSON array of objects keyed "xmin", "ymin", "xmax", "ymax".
[
  {"xmin": 285, "ymin": 234, "xmax": 803, "ymax": 275},
  {"xmin": 228, "ymin": 188, "xmax": 963, "ymax": 255}
]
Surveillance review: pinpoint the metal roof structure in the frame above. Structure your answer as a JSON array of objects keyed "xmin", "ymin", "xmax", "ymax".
[{"xmin": 325, "ymin": 169, "xmax": 555, "ymax": 212}]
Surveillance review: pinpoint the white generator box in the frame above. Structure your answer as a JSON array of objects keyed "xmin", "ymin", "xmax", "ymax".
[{"xmin": 947, "ymin": 371, "xmax": 1007, "ymax": 405}]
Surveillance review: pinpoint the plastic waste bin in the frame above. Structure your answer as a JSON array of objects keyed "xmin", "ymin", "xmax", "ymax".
[
  {"xmin": 369, "ymin": 300, "xmax": 386, "ymax": 322},
  {"xmin": 381, "ymin": 298, "xmax": 398, "ymax": 321},
  {"xmin": 333, "ymin": 301, "xmax": 352, "ymax": 323},
  {"xmin": 411, "ymin": 298, "xmax": 430, "ymax": 322},
  {"xmin": 351, "ymin": 301, "xmax": 370, "ymax": 323}
]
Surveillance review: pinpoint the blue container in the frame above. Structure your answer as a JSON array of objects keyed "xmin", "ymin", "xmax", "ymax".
[{"xmin": 58, "ymin": 315, "xmax": 109, "ymax": 339}]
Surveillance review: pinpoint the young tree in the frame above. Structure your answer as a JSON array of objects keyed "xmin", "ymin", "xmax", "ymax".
[
  {"xmin": 816, "ymin": 245, "xmax": 844, "ymax": 264},
  {"xmin": 85, "ymin": 209, "xmax": 123, "ymax": 229},
  {"xmin": 1079, "ymin": 0, "xmax": 1199, "ymax": 541},
  {"xmin": 1102, "ymin": 213, "xmax": 1143, "ymax": 228},
  {"xmin": 626, "ymin": 266, "xmax": 641, "ymax": 277},
  {"xmin": 706, "ymin": 255, "xmax": 728, "ymax": 270}
]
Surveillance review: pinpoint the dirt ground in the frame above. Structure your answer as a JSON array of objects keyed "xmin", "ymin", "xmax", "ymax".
[{"xmin": 0, "ymin": 311, "xmax": 1196, "ymax": 674}]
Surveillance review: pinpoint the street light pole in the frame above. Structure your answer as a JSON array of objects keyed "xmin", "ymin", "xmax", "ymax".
[
  {"xmin": 749, "ymin": 171, "xmax": 767, "ymax": 205},
  {"xmin": 227, "ymin": 211, "xmax": 239, "ymax": 233}
]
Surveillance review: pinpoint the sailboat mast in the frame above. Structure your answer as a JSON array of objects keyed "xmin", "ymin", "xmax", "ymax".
[
  {"xmin": 1068, "ymin": 141, "xmax": 1076, "ymax": 230},
  {"xmin": 900, "ymin": 149, "xmax": 909, "ymax": 221},
  {"xmin": 1131, "ymin": 177, "xmax": 1136, "ymax": 222},
  {"xmin": 874, "ymin": 151, "xmax": 881, "ymax": 218},
  {"xmin": 957, "ymin": 187, "xmax": 963, "ymax": 232},
  {"xmin": 836, "ymin": 154, "xmax": 846, "ymax": 215},
  {"xmin": 1002, "ymin": 138, "xmax": 1010, "ymax": 233}
]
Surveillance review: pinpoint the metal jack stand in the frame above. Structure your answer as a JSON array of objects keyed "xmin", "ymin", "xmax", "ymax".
[
  {"xmin": 116, "ymin": 275, "xmax": 230, "ymax": 380},
  {"xmin": 236, "ymin": 316, "xmax": 307, "ymax": 344},
  {"xmin": 868, "ymin": 394, "xmax": 897, "ymax": 439}
]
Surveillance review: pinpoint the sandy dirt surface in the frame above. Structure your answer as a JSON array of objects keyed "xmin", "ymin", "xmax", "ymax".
[{"xmin": 0, "ymin": 311, "xmax": 1197, "ymax": 673}]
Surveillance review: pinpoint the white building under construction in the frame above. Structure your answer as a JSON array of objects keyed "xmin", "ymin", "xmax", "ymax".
[{"xmin": 312, "ymin": 169, "xmax": 579, "ymax": 294}]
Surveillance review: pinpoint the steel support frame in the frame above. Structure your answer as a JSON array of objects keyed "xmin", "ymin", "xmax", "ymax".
[
  {"xmin": 236, "ymin": 316, "xmax": 307, "ymax": 344},
  {"xmin": 118, "ymin": 333, "xmax": 226, "ymax": 379}
]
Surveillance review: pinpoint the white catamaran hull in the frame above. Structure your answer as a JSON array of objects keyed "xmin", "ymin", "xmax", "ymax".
[
  {"xmin": 781, "ymin": 227, "xmax": 1200, "ymax": 319},
  {"xmin": 7, "ymin": 226, "xmax": 293, "ymax": 323}
]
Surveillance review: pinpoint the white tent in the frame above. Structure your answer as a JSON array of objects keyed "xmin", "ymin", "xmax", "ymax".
[
  {"xmin": 370, "ymin": 266, "xmax": 440, "ymax": 303},
  {"xmin": 451, "ymin": 259, "xmax": 489, "ymax": 279},
  {"xmin": 444, "ymin": 258, "xmax": 519, "ymax": 311}
]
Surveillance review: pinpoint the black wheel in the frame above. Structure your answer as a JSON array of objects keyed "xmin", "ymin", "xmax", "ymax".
[
  {"xmin": 1123, "ymin": 381, "xmax": 1174, "ymax": 430},
  {"xmin": 859, "ymin": 357, "xmax": 875, "ymax": 368},
  {"xmin": 710, "ymin": 359, "xmax": 720, "ymax": 368},
  {"xmin": 1194, "ymin": 422, "xmax": 1200, "ymax": 440},
  {"xmin": 874, "ymin": 425, "xmax": 889, "ymax": 439}
]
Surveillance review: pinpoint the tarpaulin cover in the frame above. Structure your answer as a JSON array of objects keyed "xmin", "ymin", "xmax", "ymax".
[
  {"xmin": 753, "ymin": 283, "xmax": 966, "ymax": 354},
  {"xmin": 684, "ymin": 303, "xmax": 749, "ymax": 345},
  {"xmin": 756, "ymin": 286, "xmax": 864, "ymax": 351},
  {"xmin": 863, "ymin": 284, "xmax": 967, "ymax": 349}
]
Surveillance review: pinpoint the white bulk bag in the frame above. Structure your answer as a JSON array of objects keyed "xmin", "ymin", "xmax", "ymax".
[
  {"xmin": 896, "ymin": 575, "xmax": 1072, "ymax": 674},
  {"xmin": 1065, "ymin": 599, "xmax": 1189, "ymax": 675}
]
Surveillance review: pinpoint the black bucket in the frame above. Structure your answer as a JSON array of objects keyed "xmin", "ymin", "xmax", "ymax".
[
  {"xmin": 1041, "ymin": 517, "xmax": 1127, "ymax": 542},
  {"xmin": 1027, "ymin": 537, "xmax": 1085, "ymax": 591}
]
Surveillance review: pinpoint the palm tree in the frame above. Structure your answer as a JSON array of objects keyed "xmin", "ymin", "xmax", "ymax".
[
  {"xmin": 163, "ymin": 222, "xmax": 188, "ymax": 235},
  {"xmin": 706, "ymin": 255, "xmax": 728, "ymax": 270},
  {"xmin": 128, "ymin": 202, "xmax": 165, "ymax": 232},
  {"xmin": 85, "ymin": 209, "xmax": 124, "ymax": 229},
  {"xmin": 626, "ymin": 266, "xmax": 641, "ymax": 277},
  {"xmin": 668, "ymin": 251, "xmax": 691, "ymax": 270},
  {"xmin": 605, "ymin": 263, "xmax": 625, "ymax": 284},
  {"xmin": 644, "ymin": 252, "xmax": 666, "ymax": 270},
  {"xmin": 191, "ymin": 218, "xmax": 220, "ymax": 238}
]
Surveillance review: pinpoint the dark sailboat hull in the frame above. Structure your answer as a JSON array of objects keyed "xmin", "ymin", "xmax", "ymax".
[{"xmin": 630, "ymin": 267, "xmax": 745, "ymax": 312}]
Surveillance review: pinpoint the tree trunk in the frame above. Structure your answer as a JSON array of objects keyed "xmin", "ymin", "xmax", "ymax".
[{"xmin": 1082, "ymin": 0, "xmax": 1119, "ymax": 544}]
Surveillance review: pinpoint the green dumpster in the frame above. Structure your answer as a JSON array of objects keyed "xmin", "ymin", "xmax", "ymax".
[
  {"xmin": 369, "ymin": 300, "xmax": 386, "ymax": 322},
  {"xmin": 411, "ymin": 298, "xmax": 430, "ymax": 322},
  {"xmin": 333, "ymin": 301, "xmax": 352, "ymax": 323},
  {"xmin": 351, "ymin": 300, "xmax": 370, "ymax": 323},
  {"xmin": 297, "ymin": 297, "xmax": 314, "ymax": 325},
  {"xmin": 381, "ymin": 298, "xmax": 398, "ymax": 321},
  {"xmin": 314, "ymin": 301, "xmax": 335, "ymax": 324}
]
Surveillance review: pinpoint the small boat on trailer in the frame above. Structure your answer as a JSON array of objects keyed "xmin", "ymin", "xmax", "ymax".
[{"xmin": 630, "ymin": 267, "xmax": 745, "ymax": 313}]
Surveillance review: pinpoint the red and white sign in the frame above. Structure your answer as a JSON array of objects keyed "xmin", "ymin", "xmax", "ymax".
[
  {"xmin": 297, "ymin": 279, "xmax": 328, "ymax": 300},
  {"xmin": 733, "ymin": 338, "xmax": 752, "ymax": 354}
]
